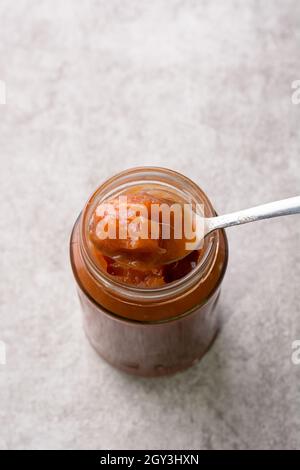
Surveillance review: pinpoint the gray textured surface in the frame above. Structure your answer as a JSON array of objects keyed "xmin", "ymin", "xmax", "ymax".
[{"xmin": 0, "ymin": 0, "xmax": 300, "ymax": 450}]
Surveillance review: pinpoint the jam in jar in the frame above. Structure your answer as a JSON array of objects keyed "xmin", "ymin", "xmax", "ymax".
[{"xmin": 70, "ymin": 167, "xmax": 228, "ymax": 376}]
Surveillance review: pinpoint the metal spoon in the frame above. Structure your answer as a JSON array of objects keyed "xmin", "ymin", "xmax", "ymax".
[
  {"xmin": 97, "ymin": 195, "xmax": 300, "ymax": 269},
  {"xmin": 193, "ymin": 195, "xmax": 300, "ymax": 250}
]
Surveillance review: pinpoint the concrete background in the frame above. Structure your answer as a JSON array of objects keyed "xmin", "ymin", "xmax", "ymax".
[{"xmin": 0, "ymin": 0, "xmax": 300, "ymax": 450}]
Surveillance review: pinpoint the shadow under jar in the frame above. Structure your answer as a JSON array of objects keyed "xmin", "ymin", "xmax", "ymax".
[{"xmin": 70, "ymin": 167, "xmax": 228, "ymax": 377}]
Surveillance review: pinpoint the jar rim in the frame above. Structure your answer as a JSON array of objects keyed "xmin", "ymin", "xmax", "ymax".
[{"xmin": 79, "ymin": 167, "xmax": 219, "ymax": 302}]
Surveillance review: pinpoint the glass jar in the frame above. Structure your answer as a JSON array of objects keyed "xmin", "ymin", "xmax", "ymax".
[{"xmin": 70, "ymin": 167, "xmax": 228, "ymax": 376}]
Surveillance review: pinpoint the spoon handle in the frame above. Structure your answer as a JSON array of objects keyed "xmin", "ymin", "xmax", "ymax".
[{"xmin": 205, "ymin": 196, "xmax": 300, "ymax": 234}]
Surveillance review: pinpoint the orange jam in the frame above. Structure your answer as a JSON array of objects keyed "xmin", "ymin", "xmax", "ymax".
[
  {"xmin": 70, "ymin": 168, "xmax": 229, "ymax": 375},
  {"xmin": 87, "ymin": 185, "xmax": 200, "ymax": 287}
]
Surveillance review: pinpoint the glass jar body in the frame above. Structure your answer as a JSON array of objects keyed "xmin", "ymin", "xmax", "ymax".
[{"xmin": 70, "ymin": 168, "xmax": 228, "ymax": 376}]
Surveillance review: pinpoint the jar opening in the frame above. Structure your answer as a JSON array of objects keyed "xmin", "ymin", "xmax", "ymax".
[{"xmin": 79, "ymin": 167, "xmax": 219, "ymax": 302}]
